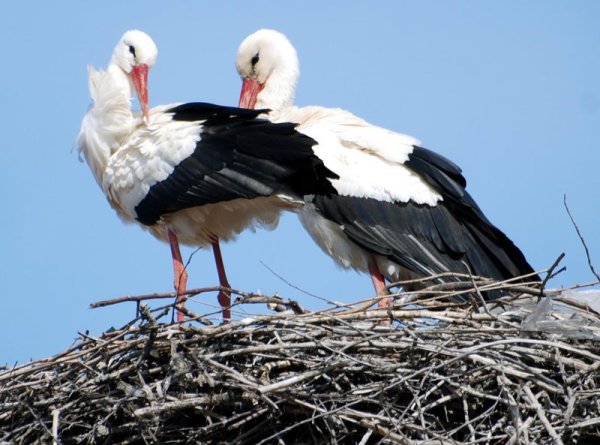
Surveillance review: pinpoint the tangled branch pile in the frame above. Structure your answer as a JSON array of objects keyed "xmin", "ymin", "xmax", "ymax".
[{"xmin": 1, "ymin": 276, "xmax": 600, "ymax": 444}]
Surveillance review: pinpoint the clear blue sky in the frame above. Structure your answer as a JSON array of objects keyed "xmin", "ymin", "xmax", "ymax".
[{"xmin": 1, "ymin": 1, "xmax": 599, "ymax": 365}]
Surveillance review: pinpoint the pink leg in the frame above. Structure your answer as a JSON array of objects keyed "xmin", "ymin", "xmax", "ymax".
[
  {"xmin": 368, "ymin": 262, "xmax": 391, "ymax": 309},
  {"xmin": 167, "ymin": 228, "xmax": 187, "ymax": 322},
  {"xmin": 212, "ymin": 239, "xmax": 231, "ymax": 322}
]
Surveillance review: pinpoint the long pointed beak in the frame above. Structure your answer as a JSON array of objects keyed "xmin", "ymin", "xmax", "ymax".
[
  {"xmin": 131, "ymin": 64, "xmax": 149, "ymax": 123},
  {"xmin": 238, "ymin": 78, "xmax": 264, "ymax": 109}
]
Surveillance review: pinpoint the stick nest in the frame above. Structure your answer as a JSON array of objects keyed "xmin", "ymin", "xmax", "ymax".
[{"xmin": 1, "ymin": 276, "xmax": 600, "ymax": 444}]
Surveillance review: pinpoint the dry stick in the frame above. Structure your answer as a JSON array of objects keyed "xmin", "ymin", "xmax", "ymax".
[
  {"xmin": 463, "ymin": 394, "xmax": 475, "ymax": 442},
  {"xmin": 0, "ymin": 323, "xmax": 136, "ymax": 383},
  {"xmin": 540, "ymin": 253, "xmax": 566, "ymax": 297},
  {"xmin": 566, "ymin": 358, "xmax": 600, "ymax": 385},
  {"xmin": 360, "ymin": 417, "xmax": 460, "ymax": 444},
  {"xmin": 282, "ymin": 325, "xmax": 378, "ymax": 369},
  {"xmin": 259, "ymin": 364, "xmax": 340, "ymax": 395},
  {"xmin": 174, "ymin": 304, "xmax": 214, "ymax": 325},
  {"xmin": 89, "ymin": 272, "xmax": 543, "ymax": 319},
  {"xmin": 258, "ymin": 337, "xmax": 502, "ymax": 443},
  {"xmin": 51, "ymin": 408, "xmax": 60, "ymax": 445},
  {"xmin": 255, "ymin": 376, "xmax": 363, "ymax": 442},
  {"xmin": 134, "ymin": 393, "xmax": 236, "ymax": 418},
  {"xmin": 388, "ymin": 271, "xmax": 542, "ymax": 291},
  {"xmin": 465, "ymin": 264, "xmax": 496, "ymax": 319},
  {"xmin": 397, "ymin": 281, "xmax": 542, "ymax": 308},
  {"xmin": 569, "ymin": 417, "xmax": 600, "ymax": 429},
  {"xmin": 561, "ymin": 279, "xmax": 600, "ymax": 291},
  {"xmin": 358, "ymin": 420, "xmax": 412, "ymax": 445},
  {"xmin": 259, "ymin": 260, "xmax": 345, "ymax": 308},
  {"xmin": 256, "ymin": 394, "xmax": 404, "ymax": 445},
  {"xmin": 408, "ymin": 367, "xmax": 438, "ymax": 432},
  {"xmin": 135, "ymin": 306, "xmax": 158, "ymax": 367},
  {"xmin": 16, "ymin": 396, "xmax": 55, "ymax": 442},
  {"xmin": 554, "ymin": 294, "xmax": 600, "ymax": 316},
  {"xmin": 554, "ymin": 346, "xmax": 576, "ymax": 428},
  {"xmin": 388, "ymin": 271, "xmax": 491, "ymax": 289},
  {"xmin": 509, "ymin": 416, "xmax": 535, "ymax": 445},
  {"xmin": 235, "ymin": 295, "xmax": 307, "ymax": 314},
  {"xmin": 90, "ymin": 286, "xmax": 226, "ymax": 308},
  {"xmin": 228, "ymin": 407, "xmax": 270, "ymax": 431},
  {"xmin": 523, "ymin": 384, "xmax": 564, "ymax": 445},
  {"xmin": 90, "ymin": 286, "xmax": 279, "ymax": 322},
  {"xmin": 357, "ymin": 428, "xmax": 374, "ymax": 445},
  {"xmin": 199, "ymin": 405, "xmax": 268, "ymax": 434},
  {"xmin": 449, "ymin": 391, "xmax": 503, "ymax": 439},
  {"xmin": 202, "ymin": 357, "xmax": 280, "ymax": 412},
  {"xmin": 564, "ymin": 194, "xmax": 600, "ymax": 281},
  {"xmin": 498, "ymin": 374, "xmax": 527, "ymax": 445}
]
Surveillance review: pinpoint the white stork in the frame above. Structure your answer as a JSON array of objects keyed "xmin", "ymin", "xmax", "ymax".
[
  {"xmin": 236, "ymin": 29, "xmax": 537, "ymax": 308},
  {"xmin": 78, "ymin": 30, "xmax": 336, "ymax": 321}
]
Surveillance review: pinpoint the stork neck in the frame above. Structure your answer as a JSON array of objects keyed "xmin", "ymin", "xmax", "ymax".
[
  {"xmin": 89, "ymin": 64, "xmax": 137, "ymax": 148},
  {"xmin": 77, "ymin": 65, "xmax": 138, "ymax": 189},
  {"xmin": 256, "ymin": 68, "xmax": 297, "ymax": 110},
  {"xmin": 107, "ymin": 64, "xmax": 135, "ymax": 101}
]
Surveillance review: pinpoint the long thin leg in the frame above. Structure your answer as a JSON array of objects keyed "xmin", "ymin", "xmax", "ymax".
[
  {"xmin": 368, "ymin": 262, "xmax": 391, "ymax": 309},
  {"xmin": 212, "ymin": 239, "xmax": 231, "ymax": 322},
  {"xmin": 167, "ymin": 227, "xmax": 187, "ymax": 322}
]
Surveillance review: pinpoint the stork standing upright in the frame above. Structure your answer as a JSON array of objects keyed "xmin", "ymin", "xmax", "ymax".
[
  {"xmin": 78, "ymin": 30, "xmax": 336, "ymax": 321},
  {"xmin": 236, "ymin": 29, "xmax": 537, "ymax": 308}
]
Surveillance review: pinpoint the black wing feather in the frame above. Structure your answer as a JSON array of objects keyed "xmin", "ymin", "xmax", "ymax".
[
  {"xmin": 135, "ymin": 103, "xmax": 337, "ymax": 225},
  {"xmin": 311, "ymin": 143, "xmax": 537, "ymax": 292}
]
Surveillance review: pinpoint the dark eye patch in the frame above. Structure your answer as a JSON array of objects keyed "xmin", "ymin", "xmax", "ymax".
[
  {"xmin": 251, "ymin": 53, "xmax": 259, "ymax": 66},
  {"xmin": 128, "ymin": 45, "xmax": 136, "ymax": 57}
]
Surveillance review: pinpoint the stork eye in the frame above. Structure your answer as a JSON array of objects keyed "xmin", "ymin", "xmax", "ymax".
[
  {"xmin": 128, "ymin": 45, "xmax": 136, "ymax": 57},
  {"xmin": 251, "ymin": 53, "xmax": 259, "ymax": 66}
]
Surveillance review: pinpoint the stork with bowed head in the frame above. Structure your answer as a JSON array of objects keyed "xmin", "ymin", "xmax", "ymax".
[
  {"xmin": 236, "ymin": 29, "xmax": 538, "ymax": 310},
  {"xmin": 78, "ymin": 30, "xmax": 336, "ymax": 322}
]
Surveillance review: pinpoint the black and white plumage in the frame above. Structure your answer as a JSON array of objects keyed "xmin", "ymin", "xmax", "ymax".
[
  {"xmin": 78, "ymin": 30, "xmax": 335, "ymax": 321},
  {"xmin": 236, "ymin": 29, "xmax": 537, "ymax": 306},
  {"xmin": 104, "ymin": 102, "xmax": 335, "ymax": 237}
]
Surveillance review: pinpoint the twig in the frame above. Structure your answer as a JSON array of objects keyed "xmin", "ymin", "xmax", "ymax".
[
  {"xmin": 564, "ymin": 194, "xmax": 600, "ymax": 281},
  {"xmin": 90, "ymin": 286, "xmax": 271, "ymax": 310},
  {"xmin": 235, "ymin": 295, "xmax": 307, "ymax": 314},
  {"xmin": 51, "ymin": 407, "xmax": 60, "ymax": 445},
  {"xmin": 540, "ymin": 253, "xmax": 565, "ymax": 297},
  {"xmin": 259, "ymin": 368, "xmax": 332, "ymax": 395},
  {"xmin": 89, "ymin": 286, "xmax": 218, "ymax": 308},
  {"xmin": 259, "ymin": 260, "xmax": 344, "ymax": 308},
  {"xmin": 523, "ymin": 385, "xmax": 564, "ymax": 445}
]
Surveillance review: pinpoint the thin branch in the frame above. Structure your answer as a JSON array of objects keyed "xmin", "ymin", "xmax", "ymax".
[
  {"xmin": 90, "ymin": 286, "xmax": 269, "ymax": 309},
  {"xmin": 541, "ymin": 252, "xmax": 565, "ymax": 297},
  {"xmin": 259, "ymin": 260, "xmax": 343, "ymax": 308},
  {"xmin": 564, "ymin": 194, "xmax": 600, "ymax": 281}
]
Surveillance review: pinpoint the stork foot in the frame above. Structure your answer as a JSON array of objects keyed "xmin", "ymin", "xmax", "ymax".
[
  {"xmin": 167, "ymin": 228, "xmax": 188, "ymax": 322},
  {"xmin": 368, "ymin": 262, "xmax": 392, "ymax": 324},
  {"xmin": 212, "ymin": 240, "xmax": 231, "ymax": 323}
]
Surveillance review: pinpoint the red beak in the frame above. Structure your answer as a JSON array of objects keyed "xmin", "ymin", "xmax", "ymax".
[
  {"xmin": 131, "ymin": 64, "xmax": 149, "ymax": 122},
  {"xmin": 238, "ymin": 78, "xmax": 264, "ymax": 109}
]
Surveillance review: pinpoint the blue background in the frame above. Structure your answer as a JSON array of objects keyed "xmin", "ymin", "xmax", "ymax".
[{"xmin": 1, "ymin": 1, "xmax": 599, "ymax": 365}]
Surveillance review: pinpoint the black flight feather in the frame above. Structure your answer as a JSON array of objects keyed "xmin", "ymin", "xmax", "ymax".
[{"xmin": 135, "ymin": 103, "xmax": 337, "ymax": 226}]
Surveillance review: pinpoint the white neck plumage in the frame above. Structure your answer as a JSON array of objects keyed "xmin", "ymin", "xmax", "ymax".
[
  {"xmin": 78, "ymin": 64, "xmax": 138, "ymax": 188},
  {"xmin": 256, "ymin": 68, "xmax": 297, "ymax": 110}
]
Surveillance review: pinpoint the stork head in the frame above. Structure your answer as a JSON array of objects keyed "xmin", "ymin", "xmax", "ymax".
[
  {"xmin": 236, "ymin": 29, "xmax": 299, "ymax": 110},
  {"xmin": 111, "ymin": 30, "xmax": 158, "ymax": 122}
]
